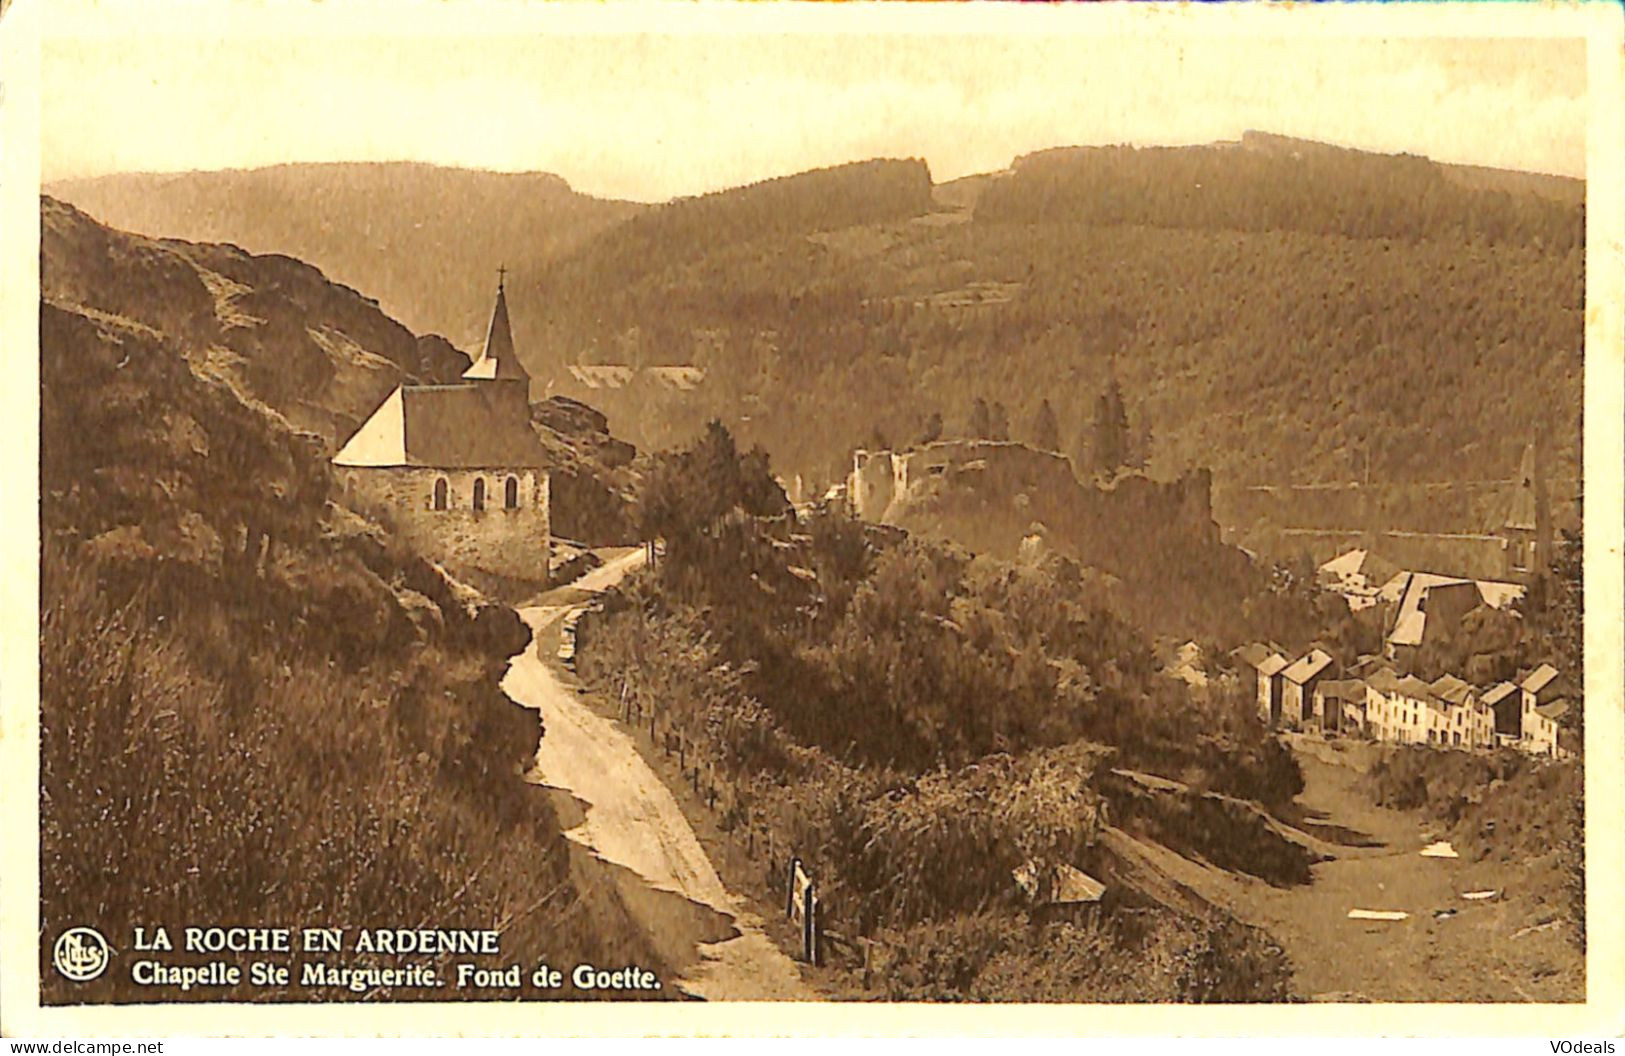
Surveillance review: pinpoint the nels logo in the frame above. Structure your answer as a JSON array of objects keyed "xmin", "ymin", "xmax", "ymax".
[{"xmin": 52, "ymin": 927, "xmax": 110, "ymax": 982}]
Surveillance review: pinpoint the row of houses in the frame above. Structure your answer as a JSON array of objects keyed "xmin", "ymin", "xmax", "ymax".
[{"xmin": 1234, "ymin": 643, "xmax": 1574, "ymax": 758}]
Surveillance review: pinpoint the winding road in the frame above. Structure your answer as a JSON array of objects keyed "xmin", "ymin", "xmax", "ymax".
[{"xmin": 500, "ymin": 548, "xmax": 812, "ymax": 1001}]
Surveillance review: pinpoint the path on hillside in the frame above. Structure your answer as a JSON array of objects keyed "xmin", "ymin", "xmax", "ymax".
[
  {"xmin": 500, "ymin": 547, "xmax": 812, "ymax": 1001},
  {"xmin": 1112, "ymin": 741, "xmax": 1580, "ymax": 1002}
]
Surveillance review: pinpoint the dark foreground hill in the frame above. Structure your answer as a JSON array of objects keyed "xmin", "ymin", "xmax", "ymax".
[
  {"xmin": 38, "ymin": 225, "xmax": 663, "ymax": 1002},
  {"xmin": 47, "ymin": 163, "xmax": 644, "ymax": 347}
]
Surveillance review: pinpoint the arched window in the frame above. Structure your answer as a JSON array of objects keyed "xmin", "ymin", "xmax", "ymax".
[
  {"xmin": 472, "ymin": 477, "xmax": 487, "ymax": 512},
  {"xmin": 504, "ymin": 475, "xmax": 520, "ymax": 509},
  {"xmin": 432, "ymin": 477, "xmax": 449, "ymax": 511}
]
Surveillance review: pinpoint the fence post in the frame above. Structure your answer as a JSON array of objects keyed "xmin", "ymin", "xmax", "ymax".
[
  {"xmin": 804, "ymin": 887, "xmax": 817, "ymax": 965},
  {"xmin": 786, "ymin": 857, "xmax": 799, "ymax": 917}
]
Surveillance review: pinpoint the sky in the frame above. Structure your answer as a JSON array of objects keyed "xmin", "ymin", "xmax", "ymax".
[{"xmin": 41, "ymin": 2, "xmax": 1588, "ymax": 202}]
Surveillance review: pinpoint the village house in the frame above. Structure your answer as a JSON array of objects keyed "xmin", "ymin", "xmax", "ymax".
[
  {"xmin": 1518, "ymin": 664, "xmax": 1574, "ymax": 759},
  {"xmin": 333, "ymin": 277, "xmax": 552, "ymax": 589},
  {"xmin": 1363, "ymin": 670, "xmax": 1449, "ymax": 745},
  {"xmin": 1312, "ymin": 679, "xmax": 1367, "ymax": 734},
  {"xmin": 1234, "ymin": 643, "xmax": 1290, "ymax": 728},
  {"xmin": 1427, "ymin": 674, "xmax": 1495, "ymax": 749},
  {"xmin": 1382, "ymin": 571, "xmax": 1524, "ymax": 666},
  {"xmin": 1281, "ymin": 648, "xmax": 1333, "ymax": 728},
  {"xmin": 1482, "ymin": 680, "xmax": 1522, "ymax": 743}
]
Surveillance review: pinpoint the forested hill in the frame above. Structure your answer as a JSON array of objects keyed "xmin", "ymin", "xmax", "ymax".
[
  {"xmin": 977, "ymin": 135, "xmax": 1581, "ymax": 250},
  {"xmin": 520, "ymin": 138, "xmax": 1582, "ymax": 497},
  {"xmin": 528, "ymin": 157, "xmax": 936, "ymax": 367},
  {"xmin": 46, "ymin": 163, "xmax": 644, "ymax": 345}
]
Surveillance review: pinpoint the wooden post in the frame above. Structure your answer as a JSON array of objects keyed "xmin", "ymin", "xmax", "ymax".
[
  {"xmin": 862, "ymin": 940, "xmax": 873, "ymax": 990},
  {"xmin": 786, "ymin": 857, "xmax": 799, "ymax": 917},
  {"xmin": 803, "ymin": 887, "xmax": 817, "ymax": 965}
]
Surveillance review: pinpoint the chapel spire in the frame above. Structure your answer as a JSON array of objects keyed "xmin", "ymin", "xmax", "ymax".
[{"xmin": 462, "ymin": 271, "xmax": 530, "ymax": 384}]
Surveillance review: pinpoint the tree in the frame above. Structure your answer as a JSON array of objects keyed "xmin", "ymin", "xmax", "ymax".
[
  {"xmin": 918, "ymin": 411, "xmax": 943, "ymax": 446},
  {"xmin": 969, "ymin": 398, "xmax": 991, "ymax": 440},
  {"xmin": 990, "ymin": 402, "xmax": 1011, "ymax": 442},
  {"xmin": 1092, "ymin": 374, "xmax": 1129, "ymax": 477},
  {"xmin": 638, "ymin": 419, "xmax": 789, "ymax": 559},
  {"xmin": 1031, "ymin": 400, "xmax": 1060, "ymax": 453}
]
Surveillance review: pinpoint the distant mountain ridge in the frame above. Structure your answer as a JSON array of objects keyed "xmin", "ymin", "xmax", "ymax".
[
  {"xmin": 47, "ymin": 162, "xmax": 645, "ymax": 348},
  {"xmin": 47, "ymin": 138, "xmax": 1584, "ymax": 516},
  {"xmin": 509, "ymin": 137, "xmax": 1582, "ymax": 514},
  {"xmin": 981, "ymin": 135, "xmax": 1581, "ymax": 249}
]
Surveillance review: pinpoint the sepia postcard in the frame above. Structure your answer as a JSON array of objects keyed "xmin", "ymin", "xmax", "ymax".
[{"xmin": 1, "ymin": 0, "xmax": 1622, "ymax": 1038}]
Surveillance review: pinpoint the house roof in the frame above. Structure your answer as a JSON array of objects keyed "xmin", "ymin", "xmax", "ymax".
[
  {"xmin": 1283, "ymin": 649, "xmax": 1334, "ymax": 684},
  {"xmin": 646, "ymin": 366, "xmax": 706, "ymax": 391},
  {"xmin": 1536, "ymin": 699, "xmax": 1571, "ymax": 723},
  {"xmin": 1350, "ymin": 653, "xmax": 1393, "ymax": 676},
  {"xmin": 1475, "ymin": 580, "xmax": 1526, "ymax": 610},
  {"xmin": 1319, "ymin": 548, "xmax": 1368, "ymax": 580},
  {"xmin": 1391, "ymin": 674, "xmax": 1439, "ymax": 704},
  {"xmin": 1257, "ymin": 653, "xmax": 1289, "ymax": 677},
  {"xmin": 1320, "ymin": 548, "xmax": 1404, "ymax": 597},
  {"xmin": 1232, "ymin": 643, "xmax": 1271, "ymax": 668},
  {"xmin": 1367, "ymin": 669, "xmax": 1404, "ymax": 694},
  {"xmin": 1482, "ymin": 681, "xmax": 1519, "ymax": 706},
  {"xmin": 1318, "ymin": 679, "xmax": 1367, "ymax": 702},
  {"xmin": 334, "ymin": 384, "xmax": 549, "ymax": 468},
  {"xmin": 1389, "ymin": 573, "xmax": 1509, "ymax": 648},
  {"xmin": 1430, "ymin": 674, "xmax": 1475, "ymax": 706},
  {"xmin": 1521, "ymin": 663, "xmax": 1560, "ymax": 695},
  {"xmin": 568, "ymin": 365, "xmax": 636, "ymax": 389}
]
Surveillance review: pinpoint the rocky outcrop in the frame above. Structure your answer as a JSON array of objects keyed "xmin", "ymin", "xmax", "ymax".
[{"xmin": 41, "ymin": 197, "xmax": 641, "ymax": 544}]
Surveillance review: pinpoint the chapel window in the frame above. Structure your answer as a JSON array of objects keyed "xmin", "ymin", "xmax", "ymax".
[
  {"xmin": 473, "ymin": 478, "xmax": 487, "ymax": 512},
  {"xmin": 433, "ymin": 477, "xmax": 449, "ymax": 511},
  {"xmin": 505, "ymin": 476, "xmax": 520, "ymax": 510}
]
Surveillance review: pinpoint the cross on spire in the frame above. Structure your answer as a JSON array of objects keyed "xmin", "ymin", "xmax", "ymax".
[{"xmin": 496, "ymin": 264, "xmax": 507, "ymax": 291}]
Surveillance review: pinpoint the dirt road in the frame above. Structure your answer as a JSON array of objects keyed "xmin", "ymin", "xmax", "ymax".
[
  {"xmin": 500, "ymin": 548, "xmax": 812, "ymax": 1001},
  {"xmin": 1113, "ymin": 739, "xmax": 1581, "ymax": 1002}
]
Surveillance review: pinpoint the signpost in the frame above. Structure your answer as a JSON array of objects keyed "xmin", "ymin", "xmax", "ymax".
[{"xmin": 786, "ymin": 857, "xmax": 818, "ymax": 965}]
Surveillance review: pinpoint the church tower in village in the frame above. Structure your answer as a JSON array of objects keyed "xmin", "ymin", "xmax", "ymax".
[
  {"xmin": 333, "ymin": 275, "xmax": 552, "ymax": 588},
  {"xmin": 1500, "ymin": 435, "xmax": 1551, "ymax": 584}
]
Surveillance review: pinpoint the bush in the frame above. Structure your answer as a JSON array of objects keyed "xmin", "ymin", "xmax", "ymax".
[{"xmin": 39, "ymin": 541, "xmax": 663, "ymax": 1004}]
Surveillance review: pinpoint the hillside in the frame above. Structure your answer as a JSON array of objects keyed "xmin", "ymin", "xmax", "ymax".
[
  {"xmin": 516, "ymin": 138, "xmax": 1582, "ymax": 523},
  {"xmin": 41, "ymin": 197, "xmax": 639, "ymax": 542},
  {"xmin": 38, "ymin": 277, "xmax": 663, "ymax": 1003},
  {"xmin": 46, "ymin": 163, "xmax": 644, "ymax": 348},
  {"xmin": 528, "ymin": 157, "xmax": 935, "ymax": 368},
  {"xmin": 48, "ymin": 138, "xmax": 1586, "ymax": 537}
]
